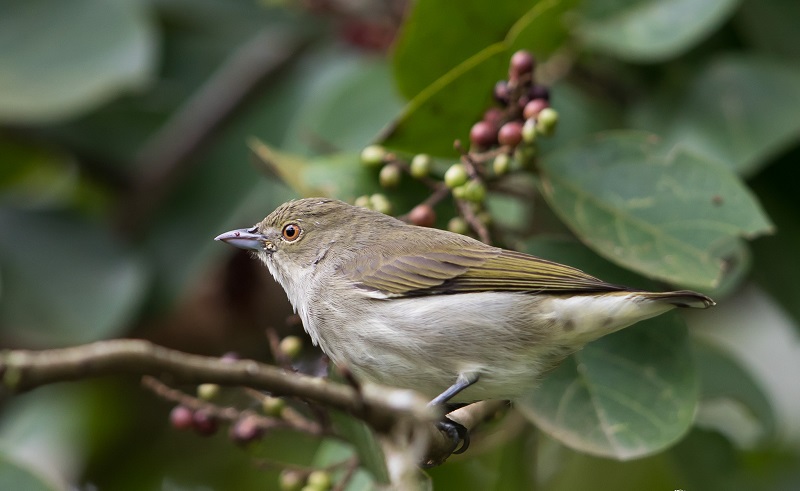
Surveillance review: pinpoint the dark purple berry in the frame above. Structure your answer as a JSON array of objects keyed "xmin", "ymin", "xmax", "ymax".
[
  {"xmin": 470, "ymin": 121, "xmax": 498, "ymax": 148},
  {"xmin": 192, "ymin": 410, "xmax": 219, "ymax": 436},
  {"xmin": 493, "ymin": 80, "xmax": 510, "ymax": 104},
  {"xmin": 498, "ymin": 121, "xmax": 523, "ymax": 147},
  {"xmin": 483, "ymin": 107, "xmax": 504, "ymax": 128},
  {"xmin": 509, "ymin": 50, "xmax": 535, "ymax": 81},
  {"xmin": 528, "ymin": 84, "xmax": 550, "ymax": 101}
]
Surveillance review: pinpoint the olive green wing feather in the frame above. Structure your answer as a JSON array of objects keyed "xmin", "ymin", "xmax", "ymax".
[{"xmin": 339, "ymin": 229, "xmax": 624, "ymax": 296}]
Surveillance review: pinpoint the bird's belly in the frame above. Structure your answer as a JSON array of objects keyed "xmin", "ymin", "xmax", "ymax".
[{"xmin": 304, "ymin": 292, "xmax": 571, "ymax": 402}]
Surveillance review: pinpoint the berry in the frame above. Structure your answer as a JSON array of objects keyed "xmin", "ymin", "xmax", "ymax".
[
  {"xmin": 523, "ymin": 98, "xmax": 549, "ymax": 120},
  {"xmin": 493, "ymin": 80, "xmax": 510, "ymax": 104},
  {"xmin": 514, "ymin": 145, "xmax": 537, "ymax": 168},
  {"xmin": 464, "ymin": 180, "xmax": 486, "ymax": 203},
  {"xmin": 469, "ymin": 121, "xmax": 497, "ymax": 148},
  {"xmin": 369, "ymin": 194, "xmax": 392, "ymax": 215},
  {"xmin": 307, "ymin": 470, "xmax": 332, "ymax": 490},
  {"xmin": 482, "ymin": 107, "xmax": 504, "ymax": 128},
  {"xmin": 170, "ymin": 405, "xmax": 194, "ymax": 430},
  {"xmin": 493, "ymin": 153, "xmax": 511, "ymax": 175},
  {"xmin": 528, "ymin": 84, "xmax": 550, "ymax": 101},
  {"xmin": 262, "ymin": 396, "xmax": 286, "ymax": 417},
  {"xmin": 447, "ymin": 217, "xmax": 469, "ymax": 235},
  {"xmin": 230, "ymin": 415, "xmax": 264, "ymax": 445},
  {"xmin": 279, "ymin": 335, "xmax": 303, "ymax": 358},
  {"xmin": 379, "ymin": 164, "xmax": 401, "ymax": 188},
  {"xmin": 360, "ymin": 145, "xmax": 386, "ymax": 166},
  {"xmin": 192, "ymin": 410, "xmax": 218, "ymax": 436},
  {"xmin": 535, "ymin": 107, "xmax": 559, "ymax": 136},
  {"xmin": 498, "ymin": 121, "xmax": 523, "ymax": 147},
  {"xmin": 509, "ymin": 50, "xmax": 535, "ymax": 81},
  {"xmin": 444, "ymin": 164, "xmax": 469, "ymax": 188},
  {"xmin": 522, "ymin": 118, "xmax": 537, "ymax": 143},
  {"xmin": 409, "ymin": 154, "xmax": 432, "ymax": 178},
  {"xmin": 408, "ymin": 204, "xmax": 436, "ymax": 227},
  {"xmin": 354, "ymin": 195, "xmax": 371, "ymax": 208},
  {"xmin": 451, "ymin": 185, "xmax": 467, "ymax": 200},
  {"xmin": 197, "ymin": 383, "xmax": 220, "ymax": 401}
]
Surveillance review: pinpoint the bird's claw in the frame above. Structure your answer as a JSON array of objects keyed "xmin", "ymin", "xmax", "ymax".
[{"xmin": 436, "ymin": 417, "xmax": 470, "ymax": 454}]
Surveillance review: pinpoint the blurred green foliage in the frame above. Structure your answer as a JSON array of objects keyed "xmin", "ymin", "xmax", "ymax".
[{"xmin": 1, "ymin": 0, "xmax": 799, "ymax": 489}]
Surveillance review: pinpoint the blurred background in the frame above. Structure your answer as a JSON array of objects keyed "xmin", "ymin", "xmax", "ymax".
[{"xmin": 1, "ymin": 0, "xmax": 799, "ymax": 489}]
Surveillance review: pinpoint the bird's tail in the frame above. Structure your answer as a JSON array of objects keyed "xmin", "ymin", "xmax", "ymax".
[{"xmin": 639, "ymin": 290, "xmax": 715, "ymax": 309}]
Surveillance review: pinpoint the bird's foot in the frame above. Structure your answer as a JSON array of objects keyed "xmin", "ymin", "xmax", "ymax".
[{"xmin": 436, "ymin": 416, "xmax": 470, "ymax": 455}]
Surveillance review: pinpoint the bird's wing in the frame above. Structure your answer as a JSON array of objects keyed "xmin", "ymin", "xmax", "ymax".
[{"xmin": 339, "ymin": 231, "xmax": 625, "ymax": 297}]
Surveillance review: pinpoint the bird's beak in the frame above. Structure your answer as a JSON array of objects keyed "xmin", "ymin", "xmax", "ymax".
[{"xmin": 214, "ymin": 228, "xmax": 267, "ymax": 251}]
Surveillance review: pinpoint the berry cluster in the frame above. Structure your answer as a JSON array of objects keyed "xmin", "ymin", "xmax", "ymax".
[{"xmin": 357, "ymin": 50, "xmax": 557, "ymax": 240}]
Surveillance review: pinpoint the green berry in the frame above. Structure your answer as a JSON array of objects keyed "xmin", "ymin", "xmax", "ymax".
[
  {"xmin": 279, "ymin": 336, "xmax": 303, "ymax": 359},
  {"xmin": 197, "ymin": 383, "xmax": 220, "ymax": 401},
  {"xmin": 410, "ymin": 154, "xmax": 432, "ymax": 178},
  {"xmin": 360, "ymin": 145, "xmax": 386, "ymax": 166},
  {"xmin": 493, "ymin": 154, "xmax": 510, "ymax": 176},
  {"xmin": 354, "ymin": 195, "xmax": 371, "ymax": 208},
  {"xmin": 379, "ymin": 164, "xmax": 401, "ymax": 188},
  {"xmin": 464, "ymin": 179, "xmax": 486, "ymax": 203},
  {"xmin": 444, "ymin": 163, "xmax": 469, "ymax": 188},
  {"xmin": 307, "ymin": 470, "xmax": 332, "ymax": 490},
  {"xmin": 447, "ymin": 217, "xmax": 469, "ymax": 235},
  {"xmin": 451, "ymin": 184, "xmax": 467, "ymax": 200},
  {"xmin": 535, "ymin": 108, "xmax": 558, "ymax": 136},
  {"xmin": 522, "ymin": 118, "xmax": 537, "ymax": 143},
  {"xmin": 370, "ymin": 194, "xmax": 393, "ymax": 215},
  {"xmin": 262, "ymin": 396, "xmax": 286, "ymax": 417}
]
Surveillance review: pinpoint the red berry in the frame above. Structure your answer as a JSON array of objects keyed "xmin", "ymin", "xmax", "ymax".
[
  {"xmin": 170, "ymin": 405, "xmax": 194, "ymax": 430},
  {"xmin": 509, "ymin": 51, "xmax": 535, "ymax": 81},
  {"xmin": 230, "ymin": 416, "xmax": 264, "ymax": 445},
  {"xmin": 493, "ymin": 80, "xmax": 510, "ymax": 104},
  {"xmin": 498, "ymin": 121, "xmax": 523, "ymax": 147},
  {"xmin": 470, "ymin": 121, "xmax": 498, "ymax": 148},
  {"xmin": 523, "ymin": 98, "xmax": 549, "ymax": 119},
  {"xmin": 483, "ymin": 107, "xmax": 504, "ymax": 128},
  {"xmin": 192, "ymin": 410, "xmax": 218, "ymax": 436},
  {"xmin": 409, "ymin": 204, "xmax": 436, "ymax": 227}
]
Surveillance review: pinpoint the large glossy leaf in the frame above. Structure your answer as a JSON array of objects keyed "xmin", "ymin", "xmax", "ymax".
[
  {"xmin": 629, "ymin": 55, "xmax": 800, "ymax": 176},
  {"xmin": 537, "ymin": 131, "xmax": 773, "ymax": 289},
  {"xmin": 382, "ymin": 0, "xmax": 577, "ymax": 157},
  {"xmin": 0, "ymin": 454, "xmax": 56, "ymax": 491},
  {"xmin": 576, "ymin": 0, "xmax": 741, "ymax": 62},
  {"xmin": 0, "ymin": 0, "xmax": 156, "ymax": 123},
  {"xmin": 692, "ymin": 338, "xmax": 776, "ymax": 445},
  {"xmin": 392, "ymin": 1, "xmax": 531, "ymax": 99},
  {"xmin": 516, "ymin": 238, "xmax": 697, "ymax": 459},
  {"xmin": 0, "ymin": 210, "xmax": 148, "ymax": 345}
]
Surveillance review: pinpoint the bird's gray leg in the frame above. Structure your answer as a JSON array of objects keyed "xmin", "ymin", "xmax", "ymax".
[{"xmin": 429, "ymin": 372, "xmax": 479, "ymax": 454}]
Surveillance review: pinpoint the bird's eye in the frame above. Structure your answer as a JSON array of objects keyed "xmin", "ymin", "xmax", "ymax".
[{"xmin": 282, "ymin": 223, "xmax": 301, "ymax": 242}]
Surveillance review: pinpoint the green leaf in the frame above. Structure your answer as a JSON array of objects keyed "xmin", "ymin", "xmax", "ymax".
[
  {"xmin": 392, "ymin": 1, "xmax": 530, "ymax": 100},
  {"xmin": 537, "ymin": 131, "xmax": 773, "ymax": 289},
  {"xmin": 692, "ymin": 338, "xmax": 776, "ymax": 445},
  {"xmin": 517, "ymin": 237, "xmax": 697, "ymax": 459},
  {"xmin": 0, "ymin": 0, "xmax": 157, "ymax": 123},
  {"xmin": 629, "ymin": 55, "xmax": 800, "ymax": 176},
  {"xmin": 576, "ymin": 0, "xmax": 741, "ymax": 62},
  {"xmin": 0, "ymin": 453, "xmax": 56, "ymax": 491},
  {"xmin": 327, "ymin": 412, "xmax": 389, "ymax": 485},
  {"xmin": 382, "ymin": 0, "xmax": 576, "ymax": 157},
  {"xmin": 0, "ymin": 209, "xmax": 148, "ymax": 345}
]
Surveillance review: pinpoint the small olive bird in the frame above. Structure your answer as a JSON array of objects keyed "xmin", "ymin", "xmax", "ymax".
[{"xmin": 216, "ymin": 198, "xmax": 714, "ymax": 449}]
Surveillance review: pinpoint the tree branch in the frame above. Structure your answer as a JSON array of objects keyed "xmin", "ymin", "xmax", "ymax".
[{"xmin": 0, "ymin": 339, "xmax": 501, "ymax": 473}]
